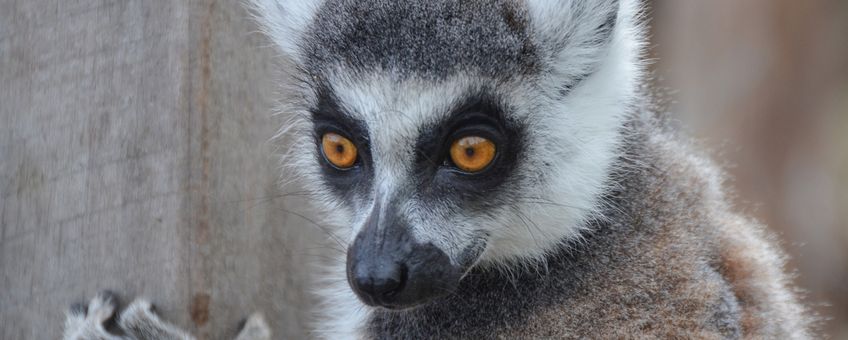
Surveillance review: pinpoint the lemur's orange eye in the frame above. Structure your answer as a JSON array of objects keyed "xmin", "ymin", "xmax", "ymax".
[
  {"xmin": 322, "ymin": 132, "xmax": 358, "ymax": 169},
  {"xmin": 449, "ymin": 136, "xmax": 496, "ymax": 173}
]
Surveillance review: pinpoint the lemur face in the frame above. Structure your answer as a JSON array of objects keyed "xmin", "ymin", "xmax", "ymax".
[{"xmin": 254, "ymin": 0, "xmax": 639, "ymax": 309}]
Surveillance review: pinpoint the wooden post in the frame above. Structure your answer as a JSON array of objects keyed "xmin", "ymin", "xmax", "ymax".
[{"xmin": 0, "ymin": 1, "xmax": 319, "ymax": 339}]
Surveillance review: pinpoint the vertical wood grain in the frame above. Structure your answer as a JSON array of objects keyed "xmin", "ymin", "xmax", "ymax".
[{"xmin": 0, "ymin": 1, "xmax": 320, "ymax": 339}]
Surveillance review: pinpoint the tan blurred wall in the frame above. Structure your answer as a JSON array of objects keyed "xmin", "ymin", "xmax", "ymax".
[
  {"xmin": 0, "ymin": 2, "xmax": 320, "ymax": 339},
  {"xmin": 649, "ymin": 0, "xmax": 848, "ymax": 336}
]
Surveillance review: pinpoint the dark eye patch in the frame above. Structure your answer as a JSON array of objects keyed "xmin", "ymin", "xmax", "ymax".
[
  {"xmin": 413, "ymin": 91, "xmax": 526, "ymax": 210},
  {"xmin": 309, "ymin": 83, "xmax": 374, "ymax": 201}
]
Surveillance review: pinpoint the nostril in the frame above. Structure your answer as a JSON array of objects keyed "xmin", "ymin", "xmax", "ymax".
[
  {"xmin": 353, "ymin": 263, "xmax": 407, "ymax": 301},
  {"xmin": 372, "ymin": 276, "xmax": 402, "ymax": 297},
  {"xmin": 389, "ymin": 263, "xmax": 408, "ymax": 297}
]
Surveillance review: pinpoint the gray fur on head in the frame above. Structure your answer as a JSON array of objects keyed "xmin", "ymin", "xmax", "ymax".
[{"xmin": 253, "ymin": 0, "xmax": 645, "ymax": 266}]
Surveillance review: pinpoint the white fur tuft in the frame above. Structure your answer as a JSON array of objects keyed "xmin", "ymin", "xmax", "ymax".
[
  {"xmin": 480, "ymin": 0, "xmax": 648, "ymax": 266},
  {"xmin": 248, "ymin": 0, "xmax": 323, "ymax": 59}
]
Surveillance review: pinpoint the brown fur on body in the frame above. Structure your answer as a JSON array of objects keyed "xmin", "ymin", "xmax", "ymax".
[{"xmin": 367, "ymin": 115, "xmax": 811, "ymax": 339}]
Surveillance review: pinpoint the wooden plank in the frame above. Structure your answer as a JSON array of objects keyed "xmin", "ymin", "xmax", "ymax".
[{"xmin": 0, "ymin": 1, "xmax": 320, "ymax": 339}]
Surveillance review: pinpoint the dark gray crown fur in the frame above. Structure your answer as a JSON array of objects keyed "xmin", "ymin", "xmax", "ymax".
[
  {"xmin": 299, "ymin": 0, "xmax": 617, "ymax": 82},
  {"xmin": 302, "ymin": 0, "xmax": 538, "ymax": 79}
]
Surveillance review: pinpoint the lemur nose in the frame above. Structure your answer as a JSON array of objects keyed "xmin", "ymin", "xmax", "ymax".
[
  {"xmin": 346, "ymin": 197, "xmax": 463, "ymax": 308},
  {"xmin": 351, "ymin": 262, "xmax": 405, "ymax": 303}
]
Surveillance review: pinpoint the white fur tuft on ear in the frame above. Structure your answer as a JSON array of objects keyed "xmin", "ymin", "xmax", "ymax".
[
  {"xmin": 525, "ymin": 0, "xmax": 619, "ymax": 45},
  {"xmin": 249, "ymin": 0, "xmax": 324, "ymax": 60},
  {"xmin": 525, "ymin": 0, "xmax": 622, "ymax": 84}
]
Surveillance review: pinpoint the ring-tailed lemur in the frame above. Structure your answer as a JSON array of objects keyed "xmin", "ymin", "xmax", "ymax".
[{"xmin": 65, "ymin": 0, "xmax": 813, "ymax": 338}]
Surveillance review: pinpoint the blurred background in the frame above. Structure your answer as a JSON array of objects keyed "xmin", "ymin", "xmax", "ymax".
[
  {"xmin": 649, "ymin": 0, "xmax": 848, "ymax": 337},
  {"xmin": 0, "ymin": 0, "xmax": 846, "ymax": 338}
]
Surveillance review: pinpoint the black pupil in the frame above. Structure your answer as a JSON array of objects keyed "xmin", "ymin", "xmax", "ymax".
[
  {"xmin": 465, "ymin": 147, "xmax": 475, "ymax": 157},
  {"xmin": 336, "ymin": 144, "xmax": 345, "ymax": 154}
]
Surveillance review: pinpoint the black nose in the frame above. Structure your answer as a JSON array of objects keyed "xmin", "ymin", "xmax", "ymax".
[
  {"xmin": 351, "ymin": 261, "xmax": 405, "ymax": 304},
  {"xmin": 346, "ymin": 197, "xmax": 464, "ymax": 309}
]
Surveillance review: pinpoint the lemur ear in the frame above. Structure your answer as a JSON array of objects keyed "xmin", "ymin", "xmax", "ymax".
[
  {"xmin": 250, "ymin": 0, "xmax": 323, "ymax": 61},
  {"xmin": 525, "ymin": 0, "xmax": 620, "ymax": 82}
]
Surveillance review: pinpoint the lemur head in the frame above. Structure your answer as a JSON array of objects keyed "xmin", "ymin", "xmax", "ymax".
[{"xmin": 254, "ymin": 0, "xmax": 644, "ymax": 309}]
